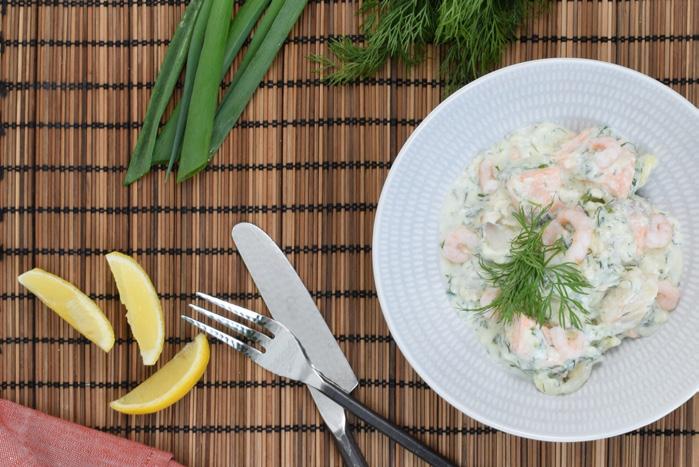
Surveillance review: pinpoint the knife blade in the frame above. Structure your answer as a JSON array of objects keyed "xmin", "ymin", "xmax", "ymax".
[{"xmin": 232, "ymin": 223, "xmax": 366, "ymax": 466}]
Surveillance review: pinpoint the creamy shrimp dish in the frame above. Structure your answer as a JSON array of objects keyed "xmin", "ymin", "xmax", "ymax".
[{"xmin": 440, "ymin": 123, "xmax": 682, "ymax": 395}]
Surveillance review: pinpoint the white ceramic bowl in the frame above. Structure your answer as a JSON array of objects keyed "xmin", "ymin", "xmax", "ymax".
[{"xmin": 373, "ymin": 59, "xmax": 699, "ymax": 441}]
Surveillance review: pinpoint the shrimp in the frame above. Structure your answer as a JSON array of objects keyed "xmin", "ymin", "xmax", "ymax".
[
  {"xmin": 479, "ymin": 287, "xmax": 500, "ymax": 308},
  {"xmin": 555, "ymin": 132, "xmax": 635, "ymax": 199},
  {"xmin": 507, "ymin": 166, "xmax": 562, "ymax": 205},
  {"xmin": 557, "ymin": 128, "xmax": 593, "ymax": 156},
  {"xmin": 479, "ymin": 159, "xmax": 499, "ymax": 194},
  {"xmin": 590, "ymin": 137, "xmax": 623, "ymax": 169},
  {"xmin": 645, "ymin": 214, "xmax": 673, "ymax": 249},
  {"xmin": 656, "ymin": 280, "xmax": 680, "ymax": 311},
  {"xmin": 442, "ymin": 225, "xmax": 479, "ymax": 263},
  {"xmin": 542, "ymin": 326, "xmax": 586, "ymax": 364},
  {"xmin": 545, "ymin": 207, "xmax": 593, "ymax": 262},
  {"xmin": 554, "ymin": 129, "xmax": 593, "ymax": 170},
  {"xmin": 542, "ymin": 220, "xmax": 565, "ymax": 246},
  {"xmin": 588, "ymin": 137, "xmax": 636, "ymax": 199},
  {"xmin": 627, "ymin": 211, "xmax": 648, "ymax": 254},
  {"xmin": 596, "ymin": 155, "xmax": 635, "ymax": 199},
  {"xmin": 507, "ymin": 315, "xmax": 537, "ymax": 358}
]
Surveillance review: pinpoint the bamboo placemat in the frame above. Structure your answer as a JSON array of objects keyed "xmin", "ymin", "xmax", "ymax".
[{"xmin": 1, "ymin": 0, "xmax": 697, "ymax": 465}]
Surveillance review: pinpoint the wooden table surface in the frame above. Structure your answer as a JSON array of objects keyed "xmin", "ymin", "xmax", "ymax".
[{"xmin": 1, "ymin": 0, "xmax": 697, "ymax": 465}]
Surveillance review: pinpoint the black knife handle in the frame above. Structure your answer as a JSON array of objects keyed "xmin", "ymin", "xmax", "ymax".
[
  {"xmin": 333, "ymin": 424, "xmax": 368, "ymax": 467},
  {"xmin": 315, "ymin": 374, "xmax": 455, "ymax": 467}
]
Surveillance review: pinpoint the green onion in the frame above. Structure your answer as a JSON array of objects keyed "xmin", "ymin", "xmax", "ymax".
[
  {"xmin": 218, "ymin": 0, "xmax": 284, "ymax": 102},
  {"xmin": 176, "ymin": 0, "xmax": 235, "ymax": 182},
  {"xmin": 178, "ymin": 0, "xmax": 293, "ymax": 180},
  {"xmin": 204, "ymin": 0, "xmax": 308, "ymax": 164},
  {"xmin": 151, "ymin": 0, "xmax": 270, "ymax": 167},
  {"xmin": 165, "ymin": 0, "xmax": 215, "ymax": 179},
  {"xmin": 150, "ymin": 99, "xmax": 179, "ymax": 166},
  {"xmin": 221, "ymin": 0, "xmax": 271, "ymax": 82},
  {"xmin": 123, "ymin": 0, "xmax": 203, "ymax": 185}
]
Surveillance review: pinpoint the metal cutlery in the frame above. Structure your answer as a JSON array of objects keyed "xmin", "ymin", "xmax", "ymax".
[
  {"xmin": 183, "ymin": 292, "xmax": 454, "ymax": 467},
  {"xmin": 231, "ymin": 223, "xmax": 366, "ymax": 466}
]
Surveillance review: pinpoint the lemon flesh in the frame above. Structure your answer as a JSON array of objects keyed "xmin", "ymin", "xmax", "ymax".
[
  {"xmin": 110, "ymin": 334, "xmax": 210, "ymax": 414},
  {"xmin": 18, "ymin": 268, "xmax": 115, "ymax": 352},
  {"xmin": 106, "ymin": 252, "xmax": 165, "ymax": 365}
]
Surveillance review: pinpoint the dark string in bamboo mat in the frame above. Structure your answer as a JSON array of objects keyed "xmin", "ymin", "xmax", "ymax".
[{"xmin": 0, "ymin": 0, "xmax": 697, "ymax": 466}]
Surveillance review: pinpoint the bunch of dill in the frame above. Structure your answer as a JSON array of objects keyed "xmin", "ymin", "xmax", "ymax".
[{"xmin": 311, "ymin": 0, "xmax": 548, "ymax": 93}]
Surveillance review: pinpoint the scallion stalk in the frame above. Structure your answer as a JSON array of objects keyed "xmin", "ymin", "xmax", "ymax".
[
  {"xmin": 222, "ymin": 0, "xmax": 271, "ymax": 81},
  {"xmin": 158, "ymin": 0, "xmax": 286, "ymax": 178},
  {"xmin": 123, "ymin": 0, "xmax": 204, "ymax": 185},
  {"xmin": 151, "ymin": 0, "xmax": 270, "ymax": 167},
  {"xmin": 165, "ymin": 0, "xmax": 214, "ymax": 178},
  {"xmin": 176, "ymin": 0, "xmax": 235, "ymax": 182},
  {"xmin": 218, "ymin": 0, "xmax": 285, "ymax": 105},
  {"xmin": 204, "ymin": 0, "xmax": 308, "ymax": 164}
]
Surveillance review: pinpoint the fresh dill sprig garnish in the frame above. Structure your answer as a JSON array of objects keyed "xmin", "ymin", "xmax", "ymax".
[
  {"xmin": 310, "ymin": 0, "xmax": 549, "ymax": 93},
  {"xmin": 474, "ymin": 205, "xmax": 591, "ymax": 329}
]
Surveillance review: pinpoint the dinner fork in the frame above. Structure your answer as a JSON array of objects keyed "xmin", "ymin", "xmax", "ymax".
[{"xmin": 183, "ymin": 292, "xmax": 454, "ymax": 467}]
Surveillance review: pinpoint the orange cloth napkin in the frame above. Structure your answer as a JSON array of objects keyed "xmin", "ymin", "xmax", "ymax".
[{"xmin": 0, "ymin": 399, "xmax": 184, "ymax": 466}]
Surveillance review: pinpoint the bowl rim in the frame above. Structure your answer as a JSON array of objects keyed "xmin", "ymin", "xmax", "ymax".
[{"xmin": 372, "ymin": 58, "xmax": 699, "ymax": 442}]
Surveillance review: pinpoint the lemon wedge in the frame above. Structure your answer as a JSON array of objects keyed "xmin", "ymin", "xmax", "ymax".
[
  {"xmin": 105, "ymin": 252, "xmax": 165, "ymax": 365},
  {"xmin": 110, "ymin": 334, "xmax": 210, "ymax": 414},
  {"xmin": 18, "ymin": 268, "xmax": 115, "ymax": 352}
]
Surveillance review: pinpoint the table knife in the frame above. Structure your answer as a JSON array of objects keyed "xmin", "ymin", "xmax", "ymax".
[{"xmin": 232, "ymin": 223, "xmax": 367, "ymax": 467}]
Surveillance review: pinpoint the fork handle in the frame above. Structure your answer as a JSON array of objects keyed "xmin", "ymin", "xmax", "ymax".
[
  {"xmin": 333, "ymin": 423, "xmax": 368, "ymax": 467},
  {"xmin": 311, "ymin": 373, "xmax": 455, "ymax": 467}
]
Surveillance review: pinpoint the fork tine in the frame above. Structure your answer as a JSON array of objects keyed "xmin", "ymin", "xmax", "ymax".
[
  {"xmin": 196, "ymin": 292, "xmax": 279, "ymax": 332},
  {"xmin": 188, "ymin": 304, "xmax": 272, "ymax": 346},
  {"xmin": 181, "ymin": 316, "xmax": 262, "ymax": 360}
]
